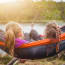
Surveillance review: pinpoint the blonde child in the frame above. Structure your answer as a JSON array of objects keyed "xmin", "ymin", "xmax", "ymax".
[{"xmin": 5, "ymin": 22, "xmax": 28, "ymax": 56}]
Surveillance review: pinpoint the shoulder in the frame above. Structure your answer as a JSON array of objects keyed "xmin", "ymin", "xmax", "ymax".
[{"xmin": 15, "ymin": 38, "xmax": 29, "ymax": 43}]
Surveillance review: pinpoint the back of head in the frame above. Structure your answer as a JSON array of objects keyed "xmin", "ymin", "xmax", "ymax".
[
  {"xmin": 6, "ymin": 22, "xmax": 23, "ymax": 37},
  {"xmin": 24, "ymin": 33, "xmax": 30, "ymax": 41},
  {"xmin": 29, "ymin": 29, "xmax": 39, "ymax": 40},
  {"xmin": 45, "ymin": 22, "xmax": 61, "ymax": 39},
  {"xmin": 5, "ymin": 22, "xmax": 23, "ymax": 56}
]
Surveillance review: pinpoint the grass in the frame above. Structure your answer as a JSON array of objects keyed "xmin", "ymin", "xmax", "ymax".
[
  {"xmin": 0, "ymin": 56, "xmax": 65, "ymax": 65},
  {"xmin": 0, "ymin": 51, "xmax": 65, "ymax": 65},
  {"xmin": 0, "ymin": 55, "xmax": 12, "ymax": 65},
  {"xmin": 17, "ymin": 58, "xmax": 65, "ymax": 65}
]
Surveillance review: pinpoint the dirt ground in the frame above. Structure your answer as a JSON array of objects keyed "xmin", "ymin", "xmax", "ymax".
[{"xmin": 17, "ymin": 58, "xmax": 65, "ymax": 65}]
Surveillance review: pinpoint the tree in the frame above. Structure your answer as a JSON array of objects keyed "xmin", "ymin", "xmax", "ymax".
[{"xmin": 48, "ymin": 0, "xmax": 53, "ymax": 1}]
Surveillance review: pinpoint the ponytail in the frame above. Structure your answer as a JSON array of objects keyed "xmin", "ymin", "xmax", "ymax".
[
  {"xmin": 56, "ymin": 26, "xmax": 61, "ymax": 41},
  {"xmin": 5, "ymin": 29, "xmax": 15, "ymax": 56}
]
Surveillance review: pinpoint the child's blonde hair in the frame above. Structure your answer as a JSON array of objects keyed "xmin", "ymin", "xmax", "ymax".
[
  {"xmin": 45, "ymin": 22, "xmax": 61, "ymax": 39},
  {"xmin": 5, "ymin": 22, "xmax": 24, "ymax": 56}
]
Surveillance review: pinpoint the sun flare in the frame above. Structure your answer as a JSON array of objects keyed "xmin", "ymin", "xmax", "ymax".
[{"xmin": 0, "ymin": 0, "xmax": 17, "ymax": 4}]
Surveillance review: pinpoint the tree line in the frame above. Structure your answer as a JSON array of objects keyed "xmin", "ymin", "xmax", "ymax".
[{"xmin": 0, "ymin": 1, "xmax": 65, "ymax": 22}]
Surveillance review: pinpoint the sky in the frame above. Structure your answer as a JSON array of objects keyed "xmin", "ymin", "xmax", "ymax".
[
  {"xmin": 53, "ymin": 0, "xmax": 65, "ymax": 2},
  {"xmin": 33, "ymin": 0, "xmax": 65, "ymax": 2},
  {"xmin": 0, "ymin": 0, "xmax": 65, "ymax": 4}
]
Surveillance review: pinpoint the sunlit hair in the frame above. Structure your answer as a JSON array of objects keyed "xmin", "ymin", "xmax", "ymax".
[
  {"xmin": 45, "ymin": 22, "xmax": 61, "ymax": 39},
  {"xmin": 5, "ymin": 22, "xmax": 24, "ymax": 56}
]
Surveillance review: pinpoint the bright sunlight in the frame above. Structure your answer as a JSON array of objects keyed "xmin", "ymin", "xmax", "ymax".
[{"xmin": 0, "ymin": 0, "xmax": 17, "ymax": 4}]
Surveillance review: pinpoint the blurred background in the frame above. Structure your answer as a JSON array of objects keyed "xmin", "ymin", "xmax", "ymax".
[
  {"xmin": 0, "ymin": 0, "xmax": 65, "ymax": 65},
  {"xmin": 0, "ymin": 0, "xmax": 64, "ymax": 23}
]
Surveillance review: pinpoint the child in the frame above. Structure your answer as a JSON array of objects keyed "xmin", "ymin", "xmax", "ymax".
[
  {"xmin": 29, "ymin": 29, "xmax": 42, "ymax": 41},
  {"xmin": 45, "ymin": 22, "xmax": 61, "ymax": 39},
  {"xmin": 45, "ymin": 22, "xmax": 61, "ymax": 55},
  {"xmin": 5, "ymin": 22, "xmax": 28, "ymax": 56},
  {"xmin": 29, "ymin": 23, "xmax": 42, "ymax": 41}
]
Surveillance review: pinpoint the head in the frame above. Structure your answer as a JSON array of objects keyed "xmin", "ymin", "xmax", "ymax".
[
  {"xmin": 24, "ymin": 33, "xmax": 30, "ymax": 41},
  {"xmin": 5, "ymin": 22, "xmax": 24, "ymax": 56},
  {"xmin": 29, "ymin": 29, "xmax": 39, "ymax": 40},
  {"xmin": 45, "ymin": 22, "xmax": 61, "ymax": 39}
]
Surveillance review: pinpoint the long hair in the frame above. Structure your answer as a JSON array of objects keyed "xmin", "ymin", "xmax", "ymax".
[
  {"xmin": 45, "ymin": 22, "xmax": 61, "ymax": 40},
  {"xmin": 5, "ymin": 22, "xmax": 24, "ymax": 56}
]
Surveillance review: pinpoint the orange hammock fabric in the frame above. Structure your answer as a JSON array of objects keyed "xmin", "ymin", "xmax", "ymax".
[
  {"xmin": 18, "ymin": 33, "xmax": 65, "ymax": 48},
  {"xmin": 0, "ymin": 33, "xmax": 65, "ymax": 48},
  {"xmin": 0, "ymin": 41, "xmax": 5, "ymax": 46}
]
